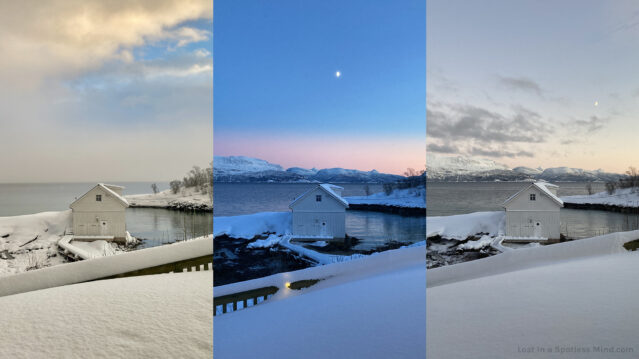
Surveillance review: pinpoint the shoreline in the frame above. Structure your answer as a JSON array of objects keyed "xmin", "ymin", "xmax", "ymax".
[
  {"xmin": 128, "ymin": 203, "xmax": 213, "ymax": 212},
  {"xmin": 347, "ymin": 203, "xmax": 426, "ymax": 216},
  {"xmin": 563, "ymin": 202, "xmax": 639, "ymax": 214}
]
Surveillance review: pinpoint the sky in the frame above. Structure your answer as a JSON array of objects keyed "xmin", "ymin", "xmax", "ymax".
[
  {"xmin": 0, "ymin": 0, "xmax": 212, "ymax": 183},
  {"xmin": 427, "ymin": 0, "xmax": 639, "ymax": 173},
  {"xmin": 214, "ymin": 0, "xmax": 426, "ymax": 175}
]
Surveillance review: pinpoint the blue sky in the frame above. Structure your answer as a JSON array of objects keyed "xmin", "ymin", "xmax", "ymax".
[
  {"xmin": 427, "ymin": 0, "xmax": 639, "ymax": 172},
  {"xmin": 214, "ymin": 0, "xmax": 425, "ymax": 174}
]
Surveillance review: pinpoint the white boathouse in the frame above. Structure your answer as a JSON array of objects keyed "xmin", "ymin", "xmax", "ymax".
[
  {"xmin": 289, "ymin": 184, "xmax": 349, "ymax": 240},
  {"xmin": 69, "ymin": 183, "xmax": 130, "ymax": 242},
  {"xmin": 502, "ymin": 181, "xmax": 563, "ymax": 240}
]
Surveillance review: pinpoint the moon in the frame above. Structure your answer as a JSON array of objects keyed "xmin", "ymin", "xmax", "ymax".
[{"xmin": 335, "ymin": 71, "xmax": 341, "ymax": 78}]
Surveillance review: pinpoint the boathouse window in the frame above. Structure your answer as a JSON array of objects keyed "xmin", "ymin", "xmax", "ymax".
[
  {"xmin": 529, "ymin": 194, "xmax": 536, "ymax": 201},
  {"xmin": 96, "ymin": 194, "xmax": 102, "ymax": 202},
  {"xmin": 316, "ymin": 195, "xmax": 322, "ymax": 202}
]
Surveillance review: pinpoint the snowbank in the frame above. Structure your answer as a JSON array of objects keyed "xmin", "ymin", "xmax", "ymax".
[
  {"xmin": 345, "ymin": 186, "xmax": 426, "ymax": 208},
  {"xmin": 0, "ymin": 235, "xmax": 212, "ymax": 297},
  {"xmin": 562, "ymin": 187, "xmax": 639, "ymax": 208},
  {"xmin": 126, "ymin": 187, "xmax": 212, "ymax": 210},
  {"xmin": 428, "ymin": 231, "xmax": 639, "ymax": 359},
  {"xmin": 0, "ymin": 210, "xmax": 71, "ymax": 276},
  {"xmin": 214, "ymin": 245, "xmax": 426, "ymax": 358},
  {"xmin": 428, "ymin": 230, "xmax": 633, "ymax": 288},
  {"xmin": 457, "ymin": 235, "xmax": 493, "ymax": 250},
  {"xmin": 246, "ymin": 234, "xmax": 281, "ymax": 248},
  {"xmin": 213, "ymin": 211, "xmax": 291, "ymax": 239},
  {"xmin": 0, "ymin": 271, "xmax": 212, "ymax": 358},
  {"xmin": 427, "ymin": 211, "xmax": 505, "ymax": 239}
]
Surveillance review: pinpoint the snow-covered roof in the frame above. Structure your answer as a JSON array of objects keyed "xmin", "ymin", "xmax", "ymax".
[
  {"xmin": 502, "ymin": 182, "xmax": 563, "ymax": 207},
  {"xmin": 70, "ymin": 183, "xmax": 130, "ymax": 208},
  {"xmin": 289, "ymin": 183, "xmax": 349, "ymax": 208}
]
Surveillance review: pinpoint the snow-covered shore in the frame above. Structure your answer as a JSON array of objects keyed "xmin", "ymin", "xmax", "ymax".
[
  {"xmin": 214, "ymin": 245, "xmax": 426, "ymax": 358},
  {"xmin": 0, "ymin": 210, "xmax": 71, "ymax": 276},
  {"xmin": 345, "ymin": 186, "xmax": 425, "ymax": 209},
  {"xmin": 427, "ymin": 211, "xmax": 505, "ymax": 268},
  {"xmin": 427, "ymin": 211, "xmax": 505, "ymax": 239},
  {"xmin": 0, "ymin": 271, "xmax": 212, "ymax": 358},
  {"xmin": 428, "ymin": 231, "xmax": 639, "ymax": 358},
  {"xmin": 126, "ymin": 187, "xmax": 212, "ymax": 211},
  {"xmin": 562, "ymin": 188, "xmax": 639, "ymax": 210}
]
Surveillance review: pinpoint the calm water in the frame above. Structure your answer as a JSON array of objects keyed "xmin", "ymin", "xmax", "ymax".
[
  {"xmin": 427, "ymin": 182, "xmax": 639, "ymax": 239},
  {"xmin": 214, "ymin": 183, "xmax": 425, "ymax": 249},
  {"xmin": 0, "ymin": 182, "xmax": 213, "ymax": 247}
]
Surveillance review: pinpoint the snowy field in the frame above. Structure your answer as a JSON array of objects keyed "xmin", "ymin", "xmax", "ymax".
[
  {"xmin": 0, "ymin": 271, "xmax": 212, "ymax": 358},
  {"xmin": 0, "ymin": 210, "xmax": 71, "ymax": 276},
  {"xmin": 214, "ymin": 245, "xmax": 426, "ymax": 358},
  {"xmin": 126, "ymin": 187, "xmax": 212, "ymax": 210},
  {"xmin": 428, "ymin": 230, "xmax": 639, "ymax": 358},
  {"xmin": 345, "ymin": 186, "xmax": 425, "ymax": 208},
  {"xmin": 562, "ymin": 188, "xmax": 639, "ymax": 208}
]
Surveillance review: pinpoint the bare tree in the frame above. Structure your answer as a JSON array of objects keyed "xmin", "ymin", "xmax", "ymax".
[
  {"xmin": 585, "ymin": 182, "xmax": 593, "ymax": 195},
  {"xmin": 151, "ymin": 183, "xmax": 159, "ymax": 194},
  {"xmin": 169, "ymin": 180, "xmax": 181, "ymax": 194},
  {"xmin": 605, "ymin": 181, "xmax": 616, "ymax": 195},
  {"xmin": 364, "ymin": 184, "xmax": 371, "ymax": 196}
]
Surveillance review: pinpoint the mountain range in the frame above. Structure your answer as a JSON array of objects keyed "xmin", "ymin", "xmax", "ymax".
[
  {"xmin": 427, "ymin": 154, "xmax": 623, "ymax": 182},
  {"xmin": 213, "ymin": 156, "xmax": 405, "ymax": 183}
]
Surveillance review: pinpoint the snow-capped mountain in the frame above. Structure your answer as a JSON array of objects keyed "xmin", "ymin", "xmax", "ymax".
[
  {"xmin": 213, "ymin": 156, "xmax": 283, "ymax": 174},
  {"xmin": 214, "ymin": 156, "xmax": 404, "ymax": 183},
  {"xmin": 427, "ymin": 154, "xmax": 623, "ymax": 182},
  {"xmin": 513, "ymin": 166, "xmax": 543, "ymax": 175}
]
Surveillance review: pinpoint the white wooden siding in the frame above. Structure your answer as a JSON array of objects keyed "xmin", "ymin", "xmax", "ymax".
[
  {"xmin": 504, "ymin": 185, "xmax": 562, "ymax": 239},
  {"xmin": 71, "ymin": 186, "xmax": 127, "ymax": 239},
  {"xmin": 290, "ymin": 186, "xmax": 347, "ymax": 238}
]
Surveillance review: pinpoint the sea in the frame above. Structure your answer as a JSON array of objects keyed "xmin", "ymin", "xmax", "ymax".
[
  {"xmin": 213, "ymin": 183, "xmax": 426, "ymax": 250},
  {"xmin": 427, "ymin": 181, "xmax": 639, "ymax": 239},
  {"xmin": 0, "ymin": 182, "xmax": 213, "ymax": 248}
]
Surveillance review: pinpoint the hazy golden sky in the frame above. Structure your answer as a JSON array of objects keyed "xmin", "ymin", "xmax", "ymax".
[{"xmin": 0, "ymin": 1, "xmax": 212, "ymax": 182}]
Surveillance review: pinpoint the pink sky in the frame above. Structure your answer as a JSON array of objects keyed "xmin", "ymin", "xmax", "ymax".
[{"xmin": 214, "ymin": 133, "xmax": 425, "ymax": 175}]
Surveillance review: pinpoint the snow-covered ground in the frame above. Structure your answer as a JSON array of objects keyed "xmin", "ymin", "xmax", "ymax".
[
  {"xmin": 214, "ymin": 245, "xmax": 426, "ymax": 358},
  {"xmin": 562, "ymin": 187, "xmax": 639, "ymax": 208},
  {"xmin": 0, "ymin": 271, "xmax": 212, "ymax": 358},
  {"xmin": 427, "ymin": 211, "xmax": 505, "ymax": 239},
  {"xmin": 428, "ymin": 231, "xmax": 639, "ymax": 358},
  {"xmin": 345, "ymin": 186, "xmax": 425, "ymax": 208},
  {"xmin": 126, "ymin": 187, "xmax": 212, "ymax": 210},
  {"xmin": 0, "ymin": 210, "xmax": 71, "ymax": 276},
  {"xmin": 213, "ymin": 211, "xmax": 291, "ymax": 239}
]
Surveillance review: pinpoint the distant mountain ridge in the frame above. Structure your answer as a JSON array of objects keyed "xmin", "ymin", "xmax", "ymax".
[
  {"xmin": 427, "ymin": 154, "xmax": 623, "ymax": 182},
  {"xmin": 214, "ymin": 156, "xmax": 404, "ymax": 183}
]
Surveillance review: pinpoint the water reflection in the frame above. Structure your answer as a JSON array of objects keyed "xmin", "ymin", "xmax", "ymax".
[{"xmin": 126, "ymin": 208, "xmax": 212, "ymax": 248}]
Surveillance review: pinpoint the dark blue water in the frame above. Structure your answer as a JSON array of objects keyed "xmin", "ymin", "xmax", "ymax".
[
  {"xmin": 214, "ymin": 183, "xmax": 425, "ymax": 249},
  {"xmin": 427, "ymin": 182, "xmax": 639, "ymax": 239}
]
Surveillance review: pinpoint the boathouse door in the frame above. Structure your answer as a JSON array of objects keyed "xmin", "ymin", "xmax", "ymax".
[
  {"xmin": 533, "ymin": 221, "xmax": 542, "ymax": 238},
  {"xmin": 100, "ymin": 220, "xmax": 108, "ymax": 236}
]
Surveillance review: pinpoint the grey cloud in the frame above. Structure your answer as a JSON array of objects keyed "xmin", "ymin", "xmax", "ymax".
[
  {"xmin": 469, "ymin": 147, "xmax": 534, "ymax": 158},
  {"xmin": 427, "ymin": 143, "xmax": 459, "ymax": 154},
  {"xmin": 573, "ymin": 116, "xmax": 609, "ymax": 133},
  {"xmin": 427, "ymin": 103, "xmax": 549, "ymax": 144},
  {"xmin": 497, "ymin": 76, "xmax": 543, "ymax": 96}
]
